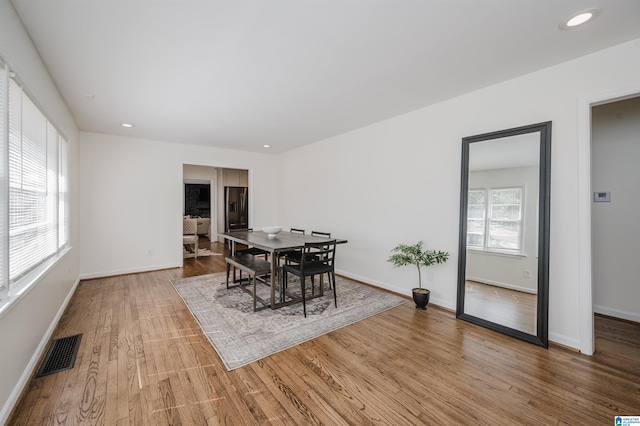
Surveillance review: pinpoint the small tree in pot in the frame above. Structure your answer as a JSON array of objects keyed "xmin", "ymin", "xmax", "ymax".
[{"xmin": 387, "ymin": 241, "xmax": 449, "ymax": 310}]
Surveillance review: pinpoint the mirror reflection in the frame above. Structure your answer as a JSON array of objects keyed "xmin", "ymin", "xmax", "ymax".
[
  {"xmin": 457, "ymin": 122, "xmax": 550, "ymax": 348},
  {"xmin": 464, "ymin": 133, "xmax": 539, "ymax": 334}
]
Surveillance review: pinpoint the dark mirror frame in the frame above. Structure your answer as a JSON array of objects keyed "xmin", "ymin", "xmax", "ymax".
[{"xmin": 456, "ymin": 121, "xmax": 551, "ymax": 348}]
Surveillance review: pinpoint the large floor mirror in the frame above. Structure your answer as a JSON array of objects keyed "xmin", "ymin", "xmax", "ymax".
[{"xmin": 456, "ymin": 122, "xmax": 551, "ymax": 347}]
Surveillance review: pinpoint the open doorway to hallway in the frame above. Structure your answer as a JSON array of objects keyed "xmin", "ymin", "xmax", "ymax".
[
  {"xmin": 183, "ymin": 165, "xmax": 249, "ymax": 258},
  {"xmin": 591, "ymin": 95, "xmax": 640, "ymax": 355}
]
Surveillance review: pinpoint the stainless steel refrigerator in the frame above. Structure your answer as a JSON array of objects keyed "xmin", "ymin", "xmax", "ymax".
[{"xmin": 224, "ymin": 186, "xmax": 248, "ymax": 231}]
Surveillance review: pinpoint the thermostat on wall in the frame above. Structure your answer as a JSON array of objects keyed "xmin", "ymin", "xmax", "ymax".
[{"xmin": 593, "ymin": 191, "xmax": 611, "ymax": 202}]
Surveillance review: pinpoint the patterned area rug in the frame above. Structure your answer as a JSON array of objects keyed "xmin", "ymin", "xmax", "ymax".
[{"xmin": 171, "ymin": 272, "xmax": 407, "ymax": 370}]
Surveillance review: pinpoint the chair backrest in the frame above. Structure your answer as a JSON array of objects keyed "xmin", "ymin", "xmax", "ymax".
[
  {"xmin": 301, "ymin": 240, "xmax": 336, "ymax": 272},
  {"xmin": 290, "ymin": 228, "xmax": 305, "ymax": 235},
  {"xmin": 311, "ymin": 231, "xmax": 331, "ymax": 238},
  {"xmin": 183, "ymin": 218, "xmax": 198, "ymax": 235}
]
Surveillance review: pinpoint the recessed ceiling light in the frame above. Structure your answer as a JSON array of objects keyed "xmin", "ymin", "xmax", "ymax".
[
  {"xmin": 560, "ymin": 8, "xmax": 601, "ymax": 30},
  {"xmin": 263, "ymin": 144, "xmax": 270, "ymax": 148},
  {"xmin": 121, "ymin": 123, "xmax": 134, "ymax": 128}
]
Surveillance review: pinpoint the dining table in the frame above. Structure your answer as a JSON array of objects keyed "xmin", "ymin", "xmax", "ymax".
[{"xmin": 220, "ymin": 230, "xmax": 347, "ymax": 310}]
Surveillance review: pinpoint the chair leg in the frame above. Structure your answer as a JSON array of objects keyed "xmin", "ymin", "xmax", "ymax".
[
  {"xmin": 226, "ymin": 263, "xmax": 231, "ymax": 289},
  {"xmin": 332, "ymin": 271, "xmax": 337, "ymax": 308},
  {"xmin": 301, "ymin": 276, "xmax": 307, "ymax": 318}
]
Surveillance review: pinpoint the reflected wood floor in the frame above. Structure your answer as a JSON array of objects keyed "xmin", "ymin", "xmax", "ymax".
[
  {"xmin": 464, "ymin": 281, "xmax": 537, "ymax": 335},
  {"xmin": 8, "ymin": 238, "xmax": 640, "ymax": 425}
]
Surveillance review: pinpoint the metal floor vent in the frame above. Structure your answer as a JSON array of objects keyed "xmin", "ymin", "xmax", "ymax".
[{"xmin": 35, "ymin": 334, "xmax": 82, "ymax": 378}]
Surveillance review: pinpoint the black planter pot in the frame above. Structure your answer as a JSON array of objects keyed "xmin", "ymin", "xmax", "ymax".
[{"xmin": 412, "ymin": 288, "xmax": 430, "ymax": 310}]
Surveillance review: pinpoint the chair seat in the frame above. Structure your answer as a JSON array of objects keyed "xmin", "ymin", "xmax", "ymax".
[
  {"xmin": 237, "ymin": 246, "xmax": 269, "ymax": 257},
  {"xmin": 282, "ymin": 262, "xmax": 331, "ymax": 277}
]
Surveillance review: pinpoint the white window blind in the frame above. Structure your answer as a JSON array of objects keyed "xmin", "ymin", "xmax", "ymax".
[
  {"xmin": 0, "ymin": 60, "xmax": 8, "ymax": 300},
  {"xmin": 59, "ymin": 134, "xmax": 68, "ymax": 248},
  {"xmin": 2, "ymin": 68, "xmax": 68, "ymax": 291}
]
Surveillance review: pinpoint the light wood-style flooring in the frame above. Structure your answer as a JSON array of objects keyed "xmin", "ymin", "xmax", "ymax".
[{"xmin": 7, "ymin": 238, "xmax": 640, "ymax": 425}]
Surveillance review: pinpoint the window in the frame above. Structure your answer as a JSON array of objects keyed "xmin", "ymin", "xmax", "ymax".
[
  {"xmin": 466, "ymin": 190, "xmax": 486, "ymax": 247},
  {"xmin": 467, "ymin": 187, "xmax": 523, "ymax": 252},
  {"xmin": 0, "ymin": 57, "xmax": 69, "ymax": 302}
]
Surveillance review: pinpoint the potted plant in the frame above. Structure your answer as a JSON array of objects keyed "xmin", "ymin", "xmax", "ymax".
[{"xmin": 387, "ymin": 241, "xmax": 449, "ymax": 310}]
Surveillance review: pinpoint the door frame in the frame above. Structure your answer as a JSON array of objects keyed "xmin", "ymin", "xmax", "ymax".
[{"xmin": 577, "ymin": 85, "xmax": 640, "ymax": 355}]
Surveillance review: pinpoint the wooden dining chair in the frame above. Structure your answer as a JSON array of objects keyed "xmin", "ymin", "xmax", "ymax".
[{"xmin": 281, "ymin": 240, "xmax": 337, "ymax": 317}]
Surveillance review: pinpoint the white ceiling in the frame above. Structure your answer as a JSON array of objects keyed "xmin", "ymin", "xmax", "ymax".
[{"xmin": 10, "ymin": 0, "xmax": 640, "ymax": 154}]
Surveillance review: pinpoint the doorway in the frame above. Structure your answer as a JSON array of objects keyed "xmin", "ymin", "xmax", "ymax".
[
  {"xmin": 591, "ymin": 96, "xmax": 640, "ymax": 326},
  {"xmin": 183, "ymin": 164, "xmax": 249, "ymax": 246},
  {"xmin": 580, "ymin": 90, "xmax": 640, "ymax": 355}
]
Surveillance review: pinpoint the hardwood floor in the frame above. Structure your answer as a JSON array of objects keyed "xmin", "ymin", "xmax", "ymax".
[{"xmin": 7, "ymin": 238, "xmax": 640, "ymax": 425}]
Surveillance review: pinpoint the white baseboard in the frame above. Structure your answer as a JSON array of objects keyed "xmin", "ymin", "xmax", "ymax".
[
  {"xmin": 335, "ymin": 269, "xmax": 410, "ymax": 297},
  {"xmin": 548, "ymin": 331, "xmax": 580, "ymax": 351},
  {"xmin": 79, "ymin": 262, "xmax": 181, "ymax": 280},
  {"xmin": 335, "ymin": 270, "xmax": 456, "ymax": 311},
  {"xmin": 594, "ymin": 305, "xmax": 640, "ymax": 324},
  {"xmin": 0, "ymin": 276, "xmax": 81, "ymax": 426}
]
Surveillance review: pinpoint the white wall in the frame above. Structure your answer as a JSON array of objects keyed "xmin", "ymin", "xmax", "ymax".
[
  {"xmin": 0, "ymin": 0, "xmax": 80, "ymax": 422},
  {"xmin": 466, "ymin": 166, "xmax": 539, "ymax": 293},
  {"xmin": 592, "ymin": 96, "xmax": 640, "ymax": 323},
  {"xmin": 79, "ymin": 132, "xmax": 279, "ymax": 278},
  {"xmin": 279, "ymin": 38, "xmax": 640, "ymax": 350}
]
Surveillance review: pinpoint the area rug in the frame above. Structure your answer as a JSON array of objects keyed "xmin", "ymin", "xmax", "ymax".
[{"xmin": 170, "ymin": 272, "xmax": 407, "ymax": 370}]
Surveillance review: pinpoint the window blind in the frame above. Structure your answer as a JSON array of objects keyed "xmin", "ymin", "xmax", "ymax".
[
  {"xmin": 0, "ymin": 61, "xmax": 7, "ymax": 300},
  {"xmin": 7, "ymin": 73, "xmax": 67, "ymax": 285}
]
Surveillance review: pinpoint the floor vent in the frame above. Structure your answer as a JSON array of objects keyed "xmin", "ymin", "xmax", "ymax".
[{"xmin": 35, "ymin": 334, "xmax": 82, "ymax": 378}]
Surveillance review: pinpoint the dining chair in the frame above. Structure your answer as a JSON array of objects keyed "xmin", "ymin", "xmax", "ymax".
[
  {"xmin": 285, "ymin": 230, "xmax": 332, "ymax": 267},
  {"xmin": 227, "ymin": 228, "xmax": 269, "ymax": 284},
  {"xmin": 281, "ymin": 240, "xmax": 337, "ymax": 317},
  {"xmin": 183, "ymin": 218, "xmax": 199, "ymax": 258},
  {"xmin": 234, "ymin": 228, "xmax": 270, "ymax": 259},
  {"xmin": 311, "ymin": 231, "xmax": 331, "ymax": 239},
  {"xmin": 310, "ymin": 231, "xmax": 332, "ymax": 288},
  {"xmin": 278, "ymin": 228, "xmax": 305, "ymax": 266}
]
